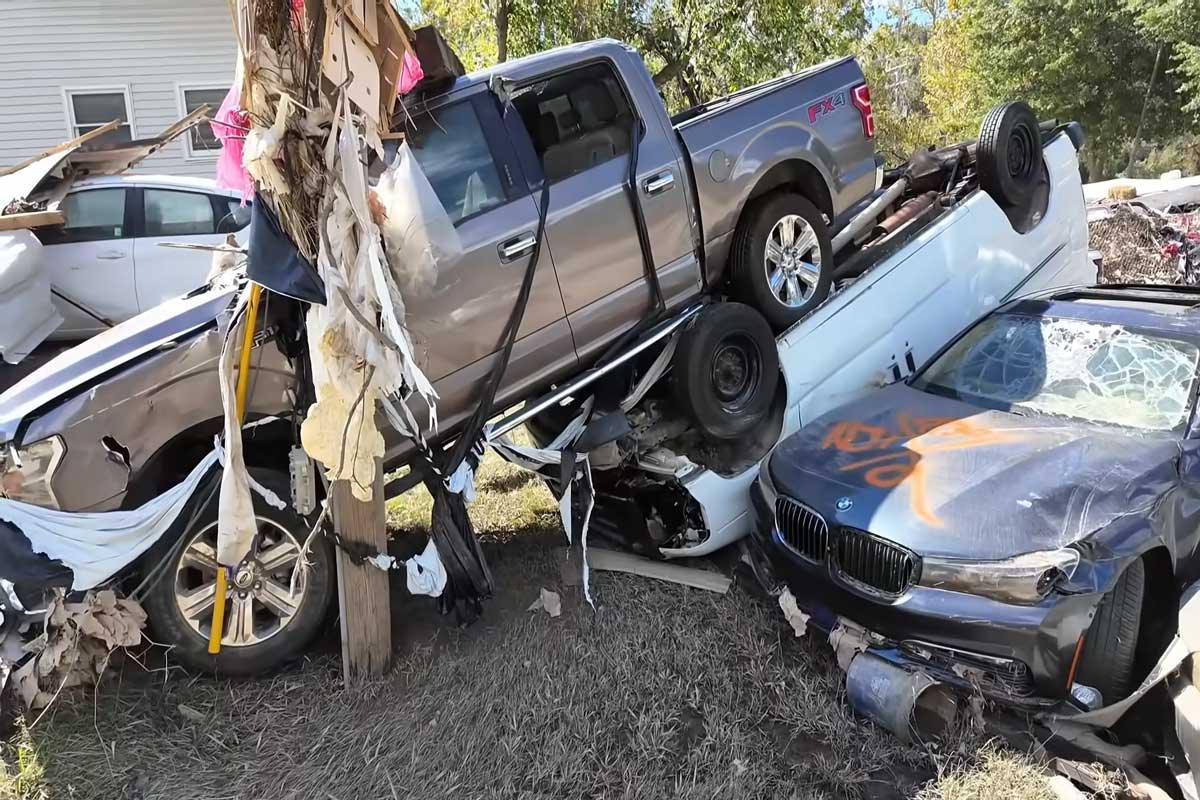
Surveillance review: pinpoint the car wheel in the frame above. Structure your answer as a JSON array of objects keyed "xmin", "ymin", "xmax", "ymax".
[
  {"xmin": 1075, "ymin": 559, "xmax": 1145, "ymax": 704},
  {"xmin": 143, "ymin": 470, "xmax": 334, "ymax": 677},
  {"xmin": 671, "ymin": 302, "xmax": 780, "ymax": 440},
  {"xmin": 731, "ymin": 191, "xmax": 833, "ymax": 333},
  {"xmin": 977, "ymin": 101, "xmax": 1043, "ymax": 209}
]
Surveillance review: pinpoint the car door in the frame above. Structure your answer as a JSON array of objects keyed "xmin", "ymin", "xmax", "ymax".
[
  {"xmin": 509, "ymin": 58, "xmax": 695, "ymax": 363},
  {"xmin": 385, "ymin": 90, "xmax": 575, "ymax": 447},
  {"xmin": 133, "ymin": 188, "xmax": 248, "ymax": 311},
  {"xmin": 37, "ymin": 187, "xmax": 137, "ymax": 339}
]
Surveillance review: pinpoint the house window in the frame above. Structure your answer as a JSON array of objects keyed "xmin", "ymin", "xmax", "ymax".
[
  {"xmin": 179, "ymin": 87, "xmax": 228, "ymax": 157},
  {"xmin": 65, "ymin": 89, "xmax": 133, "ymax": 146}
]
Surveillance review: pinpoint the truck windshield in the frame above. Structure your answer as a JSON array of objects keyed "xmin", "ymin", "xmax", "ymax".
[{"xmin": 913, "ymin": 312, "xmax": 1200, "ymax": 432}]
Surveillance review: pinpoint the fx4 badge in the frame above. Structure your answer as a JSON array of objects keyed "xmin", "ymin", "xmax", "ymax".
[{"xmin": 808, "ymin": 91, "xmax": 848, "ymax": 124}]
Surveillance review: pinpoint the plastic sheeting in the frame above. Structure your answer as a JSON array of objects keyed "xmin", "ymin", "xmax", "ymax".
[
  {"xmin": 375, "ymin": 142, "xmax": 462, "ymax": 299},
  {"xmin": 0, "ymin": 450, "xmax": 220, "ymax": 590},
  {"xmin": 215, "ymin": 288, "xmax": 258, "ymax": 566},
  {"xmin": 0, "ymin": 231, "xmax": 62, "ymax": 365},
  {"xmin": 211, "ymin": 82, "xmax": 253, "ymax": 201}
]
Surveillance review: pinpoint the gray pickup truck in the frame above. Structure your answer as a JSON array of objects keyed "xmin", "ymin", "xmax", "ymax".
[{"xmin": 0, "ymin": 39, "xmax": 875, "ymax": 675}]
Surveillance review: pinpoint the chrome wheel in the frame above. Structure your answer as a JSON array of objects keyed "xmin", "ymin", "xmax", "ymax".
[
  {"xmin": 764, "ymin": 213, "xmax": 822, "ymax": 308},
  {"xmin": 173, "ymin": 518, "xmax": 306, "ymax": 648}
]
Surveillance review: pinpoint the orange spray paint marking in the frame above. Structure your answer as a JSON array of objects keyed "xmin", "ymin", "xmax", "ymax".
[{"xmin": 820, "ymin": 414, "xmax": 1023, "ymax": 527}]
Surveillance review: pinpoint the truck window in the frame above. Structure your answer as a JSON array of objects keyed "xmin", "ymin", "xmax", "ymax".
[
  {"xmin": 404, "ymin": 101, "xmax": 508, "ymax": 224},
  {"xmin": 512, "ymin": 63, "xmax": 634, "ymax": 183}
]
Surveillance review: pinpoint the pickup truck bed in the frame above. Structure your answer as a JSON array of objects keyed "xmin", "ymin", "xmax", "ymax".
[{"xmin": 673, "ymin": 56, "xmax": 878, "ymax": 281}]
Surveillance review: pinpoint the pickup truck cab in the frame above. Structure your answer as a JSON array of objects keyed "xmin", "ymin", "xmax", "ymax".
[{"xmin": 393, "ymin": 39, "xmax": 876, "ymax": 446}]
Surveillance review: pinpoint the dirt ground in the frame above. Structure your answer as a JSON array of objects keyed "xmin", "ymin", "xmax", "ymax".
[{"xmin": 1, "ymin": 452, "xmax": 1061, "ymax": 800}]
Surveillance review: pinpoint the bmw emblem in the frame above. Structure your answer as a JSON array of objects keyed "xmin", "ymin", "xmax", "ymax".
[{"xmin": 835, "ymin": 497, "xmax": 853, "ymax": 512}]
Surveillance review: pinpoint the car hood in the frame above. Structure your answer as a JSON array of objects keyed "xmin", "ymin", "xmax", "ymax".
[
  {"xmin": 0, "ymin": 285, "xmax": 236, "ymax": 445},
  {"xmin": 770, "ymin": 383, "xmax": 1179, "ymax": 560}
]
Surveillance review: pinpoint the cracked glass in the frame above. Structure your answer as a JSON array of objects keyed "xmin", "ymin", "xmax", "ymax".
[{"xmin": 916, "ymin": 313, "xmax": 1200, "ymax": 432}]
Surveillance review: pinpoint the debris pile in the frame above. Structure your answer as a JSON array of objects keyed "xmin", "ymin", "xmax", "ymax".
[
  {"xmin": 10, "ymin": 590, "xmax": 145, "ymax": 711},
  {"xmin": 1089, "ymin": 203, "xmax": 1200, "ymax": 284}
]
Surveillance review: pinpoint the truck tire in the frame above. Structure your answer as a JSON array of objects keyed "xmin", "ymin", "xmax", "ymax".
[
  {"xmin": 977, "ymin": 101, "xmax": 1042, "ymax": 209},
  {"xmin": 672, "ymin": 302, "xmax": 779, "ymax": 440},
  {"xmin": 143, "ymin": 469, "xmax": 334, "ymax": 677},
  {"xmin": 731, "ymin": 191, "xmax": 833, "ymax": 332},
  {"xmin": 1075, "ymin": 559, "xmax": 1145, "ymax": 705}
]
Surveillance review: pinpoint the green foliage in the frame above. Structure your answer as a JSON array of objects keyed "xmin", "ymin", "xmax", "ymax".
[
  {"xmin": 1127, "ymin": 0, "xmax": 1200, "ymax": 116},
  {"xmin": 416, "ymin": 0, "xmax": 866, "ymax": 114}
]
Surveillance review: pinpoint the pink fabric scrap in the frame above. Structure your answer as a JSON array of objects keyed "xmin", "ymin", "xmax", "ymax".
[
  {"xmin": 399, "ymin": 50, "xmax": 424, "ymax": 95},
  {"xmin": 211, "ymin": 84, "xmax": 253, "ymax": 203}
]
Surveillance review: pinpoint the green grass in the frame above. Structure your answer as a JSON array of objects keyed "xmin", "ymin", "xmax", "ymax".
[{"xmin": 3, "ymin": 441, "xmax": 1060, "ymax": 800}]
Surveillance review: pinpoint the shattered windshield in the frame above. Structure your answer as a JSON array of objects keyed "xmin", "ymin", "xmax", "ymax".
[{"xmin": 914, "ymin": 312, "xmax": 1200, "ymax": 432}]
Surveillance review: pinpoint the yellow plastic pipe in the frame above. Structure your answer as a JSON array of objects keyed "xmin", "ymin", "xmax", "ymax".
[
  {"xmin": 210, "ymin": 283, "xmax": 262, "ymax": 654},
  {"xmin": 235, "ymin": 284, "xmax": 263, "ymax": 420},
  {"xmin": 208, "ymin": 566, "xmax": 229, "ymax": 654}
]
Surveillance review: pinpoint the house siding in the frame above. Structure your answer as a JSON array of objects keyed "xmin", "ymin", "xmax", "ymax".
[{"xmin": 0, "ymin": 0, "xmax": 237, "ymax": 178}]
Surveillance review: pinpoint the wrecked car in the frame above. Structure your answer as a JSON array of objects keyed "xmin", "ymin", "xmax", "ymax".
[
  {"xmin": 749, "ymin": 283, "xmax": 1200, "ymax": 710},
  {"xmin": 572, "ymin": 105, "xmax": 1099, "ymax": 560},
  {"xmin": 0, "ymin": 38, "xmax": 879, "ymax": 675}
]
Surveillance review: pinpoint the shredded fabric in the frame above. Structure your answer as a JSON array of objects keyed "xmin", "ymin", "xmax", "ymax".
[
  {"xmin": 215, "ymin": 286, "xmax": 259, "ymax": 566},
  {"xmin": 0, "ymin": 451, "xmax": 219, "ymax": 590}
]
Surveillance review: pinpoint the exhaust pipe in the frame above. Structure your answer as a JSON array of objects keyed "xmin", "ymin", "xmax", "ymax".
[
  {"xmin": 830, "ymin": 177, "xmax": 909, "ymax": 254},
  {"xmin": 844, "ymin": 652, "xmax": 958, "ymax": 743}
]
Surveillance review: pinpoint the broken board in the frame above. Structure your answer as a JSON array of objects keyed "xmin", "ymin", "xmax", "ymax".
[
  {"xmin": 322, "ymin": 7, "xmax": 382, "ymax": 125},
  {"xmin": 374, "ymin": 0, "xmax": 417, "ymax": 124},
  {"xmin": 586, "ymin": 548, "xmax": 731, "ymax": 594}
]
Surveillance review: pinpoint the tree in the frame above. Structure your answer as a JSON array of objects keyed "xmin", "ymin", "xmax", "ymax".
[
  {"xmin": 417, "ymin": 0, "xmax": 867, "ymax": 113},
  {"xmin": 965, "ymin": 0, "xmax": 1185, "ymax": 179},
  {"xmin": 1126, "ymin": 0, "xmax": 1200, "ymax": 116}
]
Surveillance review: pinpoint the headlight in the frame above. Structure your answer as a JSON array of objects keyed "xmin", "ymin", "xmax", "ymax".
[
  {"xmin": 919, "ymin": 548, "xmax": 1080, "ymax": 604},
  {"xmin": 1, "ymin": 437, "xmax": 65, "ymax": 508}
]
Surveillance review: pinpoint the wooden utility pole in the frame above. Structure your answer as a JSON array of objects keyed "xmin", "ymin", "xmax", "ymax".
[{"xmin": 331, "ymin": 462, "xmax": 391, "ymax": 682}]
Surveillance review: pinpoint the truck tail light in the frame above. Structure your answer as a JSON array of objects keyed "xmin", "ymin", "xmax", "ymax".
[{"xmin": 852, "ymin": 84, "xmax": 875, "ymax": 138}]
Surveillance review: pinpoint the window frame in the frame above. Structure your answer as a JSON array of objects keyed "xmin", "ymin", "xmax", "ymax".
[
  {"xmin": 37, "ymin": 187, "xmax": 133, "ymax": 246},
  {"xmin": 401, "ymin": 90, "xmax": 529, "ymax": 228},
  {"xmin": 138, "ymin": 187, "xmax": 221, "ymax": 238},
  {"xmin": 62, "ymin": 85, "xmax": 136, "ymax": 142},
  {"xmin": 176, "ymin": 83, "xmax": 227, "ymax": 160}
]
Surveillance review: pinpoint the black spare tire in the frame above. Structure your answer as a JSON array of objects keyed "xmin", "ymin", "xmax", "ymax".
[
  {"xmin": 977, "ymin": 101, "xmax": 1043, "ymax": 209},
  {"xmin": 672, "ymin": 302, "xmax": 779, "ymax": 440}
]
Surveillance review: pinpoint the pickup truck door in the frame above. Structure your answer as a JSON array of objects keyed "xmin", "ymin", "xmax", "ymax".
[
  {"xmin": 392, "ymin": 92, "xmax": 576, "ymax": 442},
  {"xmin": 510, "ymin": 59, "xmax": 696, "ymax": 364}
]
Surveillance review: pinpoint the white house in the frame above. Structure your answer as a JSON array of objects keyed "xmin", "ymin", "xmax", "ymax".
[{"xmin": 0, "ymin": 0, "xmax": 238, "ymax": 178}]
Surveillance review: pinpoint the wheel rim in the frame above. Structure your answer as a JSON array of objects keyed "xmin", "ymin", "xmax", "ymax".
[
  {"xmin": 1006, "ymin": 123, "xmax": 1037, "ymax": 182},
  {"xmin": 173, "ymin": 518, "xmax": 307, "ymax": 648},
  {"xmin": 764, "ymin": 213, "xmax": 822, "ymax": 308},
  {"xmin": 709, "ymin": 334, "xmax": 762, "ymax": 412}
]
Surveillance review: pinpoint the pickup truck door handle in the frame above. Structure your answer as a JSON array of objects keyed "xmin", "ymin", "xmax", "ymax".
[
  {"xmin": 498, "ymin": 233, "xmax": 537, "ymax": 263},
  {"xmin": 96, "ymin": 250, "xmax": 126, "ymax": 260},
  {"xmin": 643, "ymin": 171, "xmax": 675, "ymax": 196}
]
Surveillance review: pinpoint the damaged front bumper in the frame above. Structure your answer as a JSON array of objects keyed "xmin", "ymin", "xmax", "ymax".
[{"xmin": 748, "ymin": 478, "xmax": 1102, "ymax": 706}]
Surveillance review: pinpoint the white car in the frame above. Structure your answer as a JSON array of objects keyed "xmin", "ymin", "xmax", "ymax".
[
  {"xmin": 661, "ymin": 128, "xmax": 1097, "ymax": 556},
  {"xmin": 34, "ymin": 175, "xmax": 250, "ymax": 340}
]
